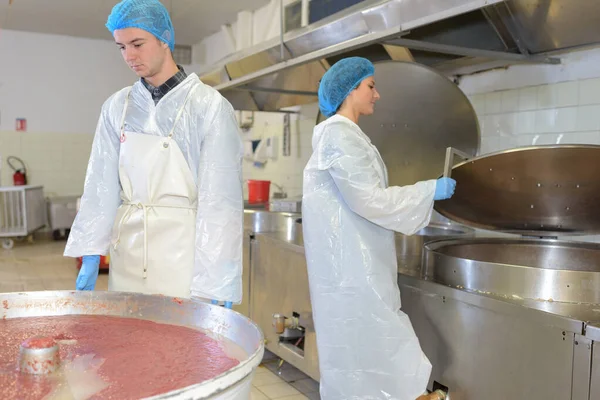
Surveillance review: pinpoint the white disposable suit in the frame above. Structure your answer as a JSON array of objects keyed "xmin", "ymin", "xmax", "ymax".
[
  {"xmin": 65, "ymin": 74, "xmax": 243, "ymax": 303},
  {"xmin": 302, "ymin": 114, "xmax": 437, "ymax": 399}
]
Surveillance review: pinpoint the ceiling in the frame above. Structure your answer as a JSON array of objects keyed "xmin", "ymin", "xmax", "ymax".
[{"xmin": 0, "ymin": 0, "xmax": 270, "ymax": 46}]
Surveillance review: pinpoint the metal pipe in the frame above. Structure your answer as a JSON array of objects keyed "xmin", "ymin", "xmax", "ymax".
[
  {"xmin": 301, "ymin": 0, "xmax": 309, "ymax": 27},
  {"xmin": 384, "ymin": 38, "xmax": 559, "ymax": 64},
  {"xmin": 280, "ymin": 0, "xmax": 284, "ymax": 60},
  {"xmin": 236, "ymin": 85, "xmax": 317, "ymax": 96}
]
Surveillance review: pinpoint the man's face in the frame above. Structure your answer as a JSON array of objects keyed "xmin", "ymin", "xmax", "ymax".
[{"xmin": 114, "ymin": 28, "xmax": 168, "ymax": 79}]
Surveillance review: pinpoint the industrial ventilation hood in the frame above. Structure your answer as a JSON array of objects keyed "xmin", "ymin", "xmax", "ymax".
[{"xmin": 199, "ymin": 0, "xmax": 600, "ymax": 112}]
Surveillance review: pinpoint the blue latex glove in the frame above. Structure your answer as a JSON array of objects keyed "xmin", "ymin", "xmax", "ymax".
[
  {"xmin": 76, "ymin": 255, "xmax": 100, "ymax": 291},
  {"xmin": 211, "ymin": 300, "xmax": 233, "ymax": 309},
  {"xmin": 434, "ymin": 177, "xmax": 457, "ymax": 201}
]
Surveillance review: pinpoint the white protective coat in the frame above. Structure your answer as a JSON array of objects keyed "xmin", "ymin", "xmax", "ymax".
[
  {"xmin": 65, "ymin": 74, "xmax": 243, "ymax": 303},
  {"xmin": 302, "ymin": 115, "xmax": 436, "ymax": 400}
]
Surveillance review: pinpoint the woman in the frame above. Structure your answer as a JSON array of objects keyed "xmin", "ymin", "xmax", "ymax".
[{"xmin": 302, "ymin": 57, "xmax": 455, "ymax": 400}]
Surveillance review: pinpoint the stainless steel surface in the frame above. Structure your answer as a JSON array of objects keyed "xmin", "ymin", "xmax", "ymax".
[
  {"xmin": 250, "ymin": 233, "xmax": 318, "ymax": 381},
  {"xmin": 383, "ymin": 37, "xmax": 558, "ymax": 63},
  {"xmin": 398, "ymin": 275, "xmax": 584, "ymax": 400},
  {"xmin": 395, "ymin": 223, "xmax": 474, "ymax": 276},
  {"xmin": 197, "ymin": 0, "xmax": 600, "ymax": 112},
  {"xmin": 238, "ymin": 210, "xmax": 301, "ymax": 317},
  {"xmin": 235, "ymin": 230, "xmax": 252, "ymax": 317},
  {"xmin": 243, "ymin": 210, "xmax": 300, "ymax": 240},
  {"xmin": 572, "ymin": 334, "xmax": 592, "ymax": 400},
  {"xmin": 424, "ymin": 238, "xmax": 600, "ymax": 304},
  {"xmin": 501, "ymin": 0, "xmax": 600, "ymax": 54},
  {"xmin": 443, "ymin": 147, "xmax": 471, "ymax": 178},
  {"xmin": 18, "ymin": 337, "xmax": 60, "ymax": 375},
  {"xmin": 215, "ymin": 25, "xmax": 405, "ymax": 91},
  {"xmin": 249, "ymin": 224, "xmax": 600, "ymax": 397},
  {"xmin": 317, "ymin": 61, "xmax": 480, "ymax": 186},
  {"xmin": 0, "ymin": 291, "xmax": 264, "ymax": 399},
  {"xmin": 436, "ymin": 145, "xmax": 600, "ymax": 236},
  {"xmin": 270, "ymin": 197, "xmax": 302, "ymax": 213},
  {"xmin": 591, "ymin": 341, "xmax": 600, "ymax": 399}
]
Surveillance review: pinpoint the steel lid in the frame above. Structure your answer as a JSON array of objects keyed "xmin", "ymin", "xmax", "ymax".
[{"xmin": 434, "ymin": 145, "xmax": 600, "ymax": 236}]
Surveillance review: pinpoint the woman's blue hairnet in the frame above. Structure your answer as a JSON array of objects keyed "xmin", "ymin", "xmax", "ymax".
[
  {"xmin": 106, "ymin": 0, "xmax": 175, "ymax": 52},
  {"xmin": 318, "ymin": 57, "xmax": 375, "ymax": 117}
]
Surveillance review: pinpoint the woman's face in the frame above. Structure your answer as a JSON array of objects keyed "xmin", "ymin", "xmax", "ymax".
[{"xmin": 346, "ymin": 77, "xmax": 380, "ymax": 116}]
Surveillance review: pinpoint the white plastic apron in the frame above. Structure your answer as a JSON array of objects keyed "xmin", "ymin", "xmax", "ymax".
[{"xmin": 108, "ymin": 85, "xmax": 198, "ymax": 298}]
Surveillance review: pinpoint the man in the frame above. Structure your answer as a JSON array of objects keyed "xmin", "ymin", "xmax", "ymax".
[{"xmin": 65, "ymin": 0, "xmax": 243, "ymax": 308}]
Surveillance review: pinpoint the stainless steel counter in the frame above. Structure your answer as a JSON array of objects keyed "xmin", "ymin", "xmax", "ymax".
[
  {"xmin": 247, "ymin": 214, "xmax": 600, "ymax": 398},
  {"xmin": 257, "ymin": 227, "xmax": 600, "ymax": 337}
]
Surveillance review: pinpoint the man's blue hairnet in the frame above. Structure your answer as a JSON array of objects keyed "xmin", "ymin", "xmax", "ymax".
[
  {"xmin": 318, "ymin": 57, "xmax": 375, "ymax": 117},
  {"xmin": 106, "ymin": 0, "xmax": 175, "ymax": 52}
]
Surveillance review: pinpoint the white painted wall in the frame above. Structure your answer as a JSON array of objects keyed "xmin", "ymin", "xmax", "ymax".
[
  {"xmin": 238, "ymin": 104, "xmax": 317, "ymax": 199},
  {"xmin": 0, "ymin": 29, "xmax": 200, "ymax": 196}
]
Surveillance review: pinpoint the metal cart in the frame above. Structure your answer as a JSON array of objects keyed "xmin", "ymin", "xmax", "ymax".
[{"xmin": 0, "ymin": 186, "xmax": 46, "ymax": 249}]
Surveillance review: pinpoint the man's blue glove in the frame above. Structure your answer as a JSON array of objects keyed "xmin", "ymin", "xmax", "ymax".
[
  {"xmin": 211, "ymin": 299, "xmax": 233, "ymax": 309},
  {"xmin": 434, "ymin": 177, "xmax": 457, "ymax": 201},
  {"xmin": 76, "ymin": 255, "xmax": 100, "ymax": 291}
]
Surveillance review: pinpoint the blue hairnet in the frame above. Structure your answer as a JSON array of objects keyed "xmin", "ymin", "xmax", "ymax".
[
  {"xmin": 106, "ymin": 0, "xmax": 175, "ymax": 52},
  {"xmin": 318, "ymin": 57, "xmax": 375, "ymax": 117}
]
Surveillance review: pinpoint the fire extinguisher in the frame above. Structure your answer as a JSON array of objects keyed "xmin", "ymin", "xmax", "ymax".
[{"xmin": 7, "ymin": 156, "xmax": 27, "ymax": 186}]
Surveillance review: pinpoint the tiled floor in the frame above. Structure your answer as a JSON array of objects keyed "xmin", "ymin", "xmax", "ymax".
[{"xmin": 0, "ymin": 238, "xmax": 320, "ymax": 399}]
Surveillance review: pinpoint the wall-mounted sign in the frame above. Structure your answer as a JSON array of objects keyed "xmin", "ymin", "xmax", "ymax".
[{"xmin": 16, "ymin": 118, "xmax": 26, "ymax": 132}]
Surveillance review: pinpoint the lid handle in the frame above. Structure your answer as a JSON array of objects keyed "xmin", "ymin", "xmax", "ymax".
[{"xmin": 444, "ymin": 147, "xmax": 472, "ymax": 178}]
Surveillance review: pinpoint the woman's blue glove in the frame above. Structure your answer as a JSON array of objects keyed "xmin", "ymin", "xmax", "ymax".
[
  {"xmin": 211, "ymin": 300, "xmax": 233, "ymax": 309},
  {"xmin": 434, "ymin": 177, "xmax": 457, "ymax": 200},
  {"xmin": 76, "ymin": 255, "xmax": 100, "ymax": 290}
]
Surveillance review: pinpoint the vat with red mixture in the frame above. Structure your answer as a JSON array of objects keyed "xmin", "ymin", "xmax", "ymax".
[{"xmin": 0, "ymin": 291, "xmax": 264, "ymax": 399}]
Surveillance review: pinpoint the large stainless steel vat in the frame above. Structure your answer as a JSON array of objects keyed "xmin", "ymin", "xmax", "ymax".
[
  {"xmin": 399, "ymin": 144, "xmax": 600, "ymax": 400},
  {"xmin": 0, "ymin": 291, "xmax": 264, "ymax": 399},
  {"xmin": 424, "ymin": 238, "xmax": 600, "ymax": 304},
  {"xmin": 396, "ymin": 222, "xmax": 474, "ymax": 276}
]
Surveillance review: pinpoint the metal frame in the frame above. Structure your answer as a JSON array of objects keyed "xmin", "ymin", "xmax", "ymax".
[
  {"xmin": 235, "ymin": 86, "xmax": 317, "ymax": 97},
  {"xmin": 213, "ymin": 26, "xmax": 407, "ymax": 92},
  {"xmin": 383, "ymin": 38, "xmax": 559, "ymax": 64},
  {"xmin": 216, "ymin": 32, "xmax": 559, "ymax": 97},
  {"xmin": 210, "ymin": 0, "xmax": 561, "ymax": 98}
]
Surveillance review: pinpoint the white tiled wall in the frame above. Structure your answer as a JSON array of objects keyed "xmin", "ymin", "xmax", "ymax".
[
  {"xmin": 470, "ymin": 77, "xmax": 600, "ymax": 155},
  {"xmin": 239, "ymin": 103, "xmax": 318, "ymax": 199},
  {"xmin": 460, "ymin": 47, "xmax": 600, "ymax": 156}
]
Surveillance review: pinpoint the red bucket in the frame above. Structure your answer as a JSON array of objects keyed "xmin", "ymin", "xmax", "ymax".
[{"xmin": 247, "ymin": 180, "xmax": 271, "ymax": 204}]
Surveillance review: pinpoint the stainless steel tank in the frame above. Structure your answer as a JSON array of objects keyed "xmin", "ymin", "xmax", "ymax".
[
  {"xmin": 395, "ymin": 222, "xmax": 474, "ymax": 276},
  {"xmin": 424, "ymin": 237, "xmax": 600, "ymax": 303},
  {"xmin": 399, "ymin": 144, "xmax": 600, "ymax": 400},
  {"xmin": 0, "ymin": 291, "xmax": 264, "ymax": 399}
]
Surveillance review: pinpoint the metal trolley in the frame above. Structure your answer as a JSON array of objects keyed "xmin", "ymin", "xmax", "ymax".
[{"xmin": 0, "ymin": 186, "xmax": 46, "ymax": 249}]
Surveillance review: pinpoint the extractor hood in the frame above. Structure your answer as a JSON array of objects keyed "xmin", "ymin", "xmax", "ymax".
[{"xmin": 199, "ymin": 0, "xmax": 599, "ymax": 112}]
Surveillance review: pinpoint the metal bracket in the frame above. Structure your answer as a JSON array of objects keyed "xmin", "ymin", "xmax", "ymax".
[
  {"xmin": 572, "ymin": 333, "xmax": 592, "ymax": 400},
  {"xmin": 443, "ymin": 147, "xmax": 472, "ymax": 178},
  {"xmin": 383, "ymin": 37, "xmax": 559, "ymax": 65}
]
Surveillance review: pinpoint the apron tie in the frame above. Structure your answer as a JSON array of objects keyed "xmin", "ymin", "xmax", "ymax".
[{"xmin": 113, "ymin": 202, "xmax": 196, "ymax": 279}]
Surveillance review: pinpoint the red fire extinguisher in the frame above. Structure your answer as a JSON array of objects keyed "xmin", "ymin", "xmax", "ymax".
[{"xmin": 7, "ymin": 156, "xmax": 27, "ymax": 186}]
